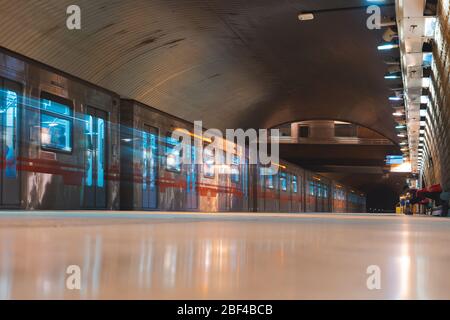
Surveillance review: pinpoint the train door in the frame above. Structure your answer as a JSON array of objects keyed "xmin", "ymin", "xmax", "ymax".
[
  {"xmin": 84, "ymin": 107, "xmax": 107, "ymax": 208},
  {"xmin": 291, "ymin": 174, "xmax": 299, "ymax": 212},
  {"xmin": 279, "ymin": 171, "xmax": 288, "ymax": 212},
  {"xmin": 0, "ymin": 79, "xmax": 21, "ymax": 207},
  {"xmin": 306, "ymin": 180, "xmax": 313, "ymax": 212},
  {"xmin": 186, "ymin": 143, "xmax": 198, "ymax": 210},
  {"xmin": 241, "ymin": 157, "xmax": 249, "ymax": 211},
  {"xmin": 287, "ymin": 174, "xmax": 292, "ymax": 212},
  {"xmin": 218, "ymin": 151, "xmax": 228, "ymax": 211},
  {"xmin": 142, "ymin": 125, "xmax": 158, "ymax": 209},
  {"xmin": 323, "ymin": 184, "xmax": 329, "ymax": 212}
]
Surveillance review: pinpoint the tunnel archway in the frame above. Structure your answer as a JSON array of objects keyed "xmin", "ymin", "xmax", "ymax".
[
  {"xmin": 0, "ymin": 0, "xmax": 398, "ymax": 142},
  {"xmin": 270, "ymin": 118, "xmax": 399, "ymax": 145}
]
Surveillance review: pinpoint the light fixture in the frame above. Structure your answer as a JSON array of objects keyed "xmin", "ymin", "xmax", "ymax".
[
  {"xmin": 420, "ymin": 96, "xmax": 430, "ymax": 104},
  {"xmin": 385, "ymin": 75, "xmax": 401, "ymax": 79},
  {"xmin": 396, "ymin": 125, "xmax": 406, "ymax": 129},
  {"xmin": 378, "ymin": 43, "xmax": 399, "ymax": 50},
  {"xmin": 298, "ymin": 13, "xmax": 314, "ymax": 21},
  {"xmin": 397, "ymin": 133, "xmax": 406, "ymax": 137},
  {"xmin": 393, "ymin": 112, "xmax": 404, "ymax": 116},
  {"xmin": 389, "ymin": 96, "xmax": 403, "ymax": 101}
]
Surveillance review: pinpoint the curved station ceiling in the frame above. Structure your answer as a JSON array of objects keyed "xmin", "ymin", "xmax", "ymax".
[{"xmin": 0, "ymin": 0, "xmax": 398, "ymax": 141}]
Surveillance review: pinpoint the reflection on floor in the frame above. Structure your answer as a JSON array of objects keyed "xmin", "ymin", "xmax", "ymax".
[{"xmin": 0, "ymin": 211, "xmax": 450, "ymax": 299}]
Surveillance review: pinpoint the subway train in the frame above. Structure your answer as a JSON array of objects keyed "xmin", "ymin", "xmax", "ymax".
[{"xmin": 0, "ymin": 48, "xmax": 366, "ymax": 212}]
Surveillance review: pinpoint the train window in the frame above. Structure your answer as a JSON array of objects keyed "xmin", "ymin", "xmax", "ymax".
[
  {"xmin": 3, "ymin": 90, "xmax": 18, "ymax": 178},
  {"xmin": 260, "ymin": 166, "xmax": 275, "ymax": 189},
  {"xmin": 309, "ymin": 181, "xmax": 315, "ymax": 196},
  {"xmin": 323, "ymin": 186, "xmax": 328, "ymax": 198},
  {"xmin": 299, "ymin": 126, "xmax": 309, "ymax": 138},
  {"xmin": 231, "ymin": 155, "xmax": 240, "ymax": 183},
  {"xmin": 280, "ymin": 172, "xmax": 287, "ymax": 191},
  {"xmin": 203, "ymin": 147, "xmax": 215, "ymax": 178},
  {"xmin": 40, "ymin": 95, "xmax": 73, "ymax": 153},
  {"xmin": 292, "ymin": 175, "xmax": 298, "ymax": 193},
  {"xmin": 266, "ymin": 174, "xmax": 274, "ymax": 189},
  {"xmin": 165, "ymin": 134, "xmax": 181, "ymax": 172}
]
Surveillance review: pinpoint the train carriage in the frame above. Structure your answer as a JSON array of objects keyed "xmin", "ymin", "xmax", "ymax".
[
  {"xmin": 0, "ymin": 48, "xmax": 366, "ymax": 213},
  {"xmin": 0, "ymin": 49, "xmax": 120, "ymax": 210},
  {"xmin": 119, "ymin": 100, "xmax": 250, "ymax": 212},
  {"xmin": 120, "ymin": 99, "xmax": 193, "ymax": 211}
]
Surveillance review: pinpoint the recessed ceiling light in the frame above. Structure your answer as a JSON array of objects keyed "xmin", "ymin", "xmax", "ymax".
[{"xmin": 298, "ymin": 13, "xmax": 314, "ymax": 21}]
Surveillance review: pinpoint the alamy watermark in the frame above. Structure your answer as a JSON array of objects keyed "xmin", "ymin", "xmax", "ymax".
[
  {"xmin": 366, "ymin": 265, "xmax": 381, "ymax": 290},
  {"xmin": 170, "ymin": 121, "xmax": 280, "ymax": 175},
  {"xmin": 66, "ymin": 265, "xmax": 81, "ymax": 290},
  {"xmin": 66, "ymin": 4, "xmax": 386, "ymax": 31},
  {"xmin": 66, "ymin": 5, "xmax": 81, "ymax": 30}
]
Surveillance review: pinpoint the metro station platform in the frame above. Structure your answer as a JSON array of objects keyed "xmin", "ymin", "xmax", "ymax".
[{"xmin": 1, "ymin": 211, "xmax": 449, "ymax": 300}]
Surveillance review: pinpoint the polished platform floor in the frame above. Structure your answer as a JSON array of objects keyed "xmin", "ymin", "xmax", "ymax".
[{"xmin": 0, "ymin": 211, "xmax": 449, "ymax": 300}]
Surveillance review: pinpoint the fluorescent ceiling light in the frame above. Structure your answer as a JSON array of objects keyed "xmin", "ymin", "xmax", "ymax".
[
  {"xmin": 298, "ymin": 13, "xmax": 314, "ymax": 21},
  {"xmin": 420, "ymin": 96, "xmax": 429, "ymax": 104},
  {"xmin": 378, "ymin": 44, "xmax": 399, "ymax": 50},
  {"xmin": 385, "ymin": 75, "xmax": 401, "ymax": 79}
]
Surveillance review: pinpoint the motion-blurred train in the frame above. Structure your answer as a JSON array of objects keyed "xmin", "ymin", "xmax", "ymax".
[{"xmin": 0, "ymin": 48, "xmax": 366, "ymax": 212}]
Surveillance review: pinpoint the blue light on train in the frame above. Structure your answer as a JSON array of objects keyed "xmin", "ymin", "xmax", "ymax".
[
  {"xmin": 41, "ymin": 99, "xmax": 71, "ymax": 116},
  {"xmin": 266, "ymin": 174, "xmax": 274, "ymax": 189},
  {"xmin": 280, "ymin": 172, "xmax": 287, "ymax": 191},
  {"xmin": 97, "ymin": 118, "xmax": 105, "ymax": 188},
  {"xmin": 309, "ymin": 181, "xmax": 315, "ymax": 196},
  {"xmin": 292, "ymin": 175, "xmax": 298, "ymax": 193},
  {"xmin": 40, "ymin": 98, "xmax": 72, "ymax": 152},
  {"xmin": 85, "ymin": 115, "xmax": 94, "ymax": 187},
  {"xmin": 166, "ymin": 136, "xmax": 181, "ymax": 172},
  {"xmin": 231, "ymin": 155, "xmax": 240, "ymax": 183},
  {"xmin": 4, "ymin": 90, "xmax": 18, "ymax": 178}
]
